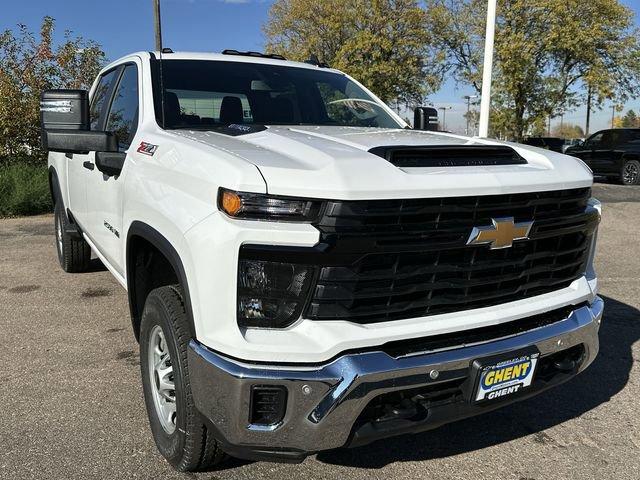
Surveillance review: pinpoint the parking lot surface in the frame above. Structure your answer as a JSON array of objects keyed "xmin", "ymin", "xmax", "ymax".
[{"xmin": 1, "ymin": 182, "xmax": 639, "ymax": 480}]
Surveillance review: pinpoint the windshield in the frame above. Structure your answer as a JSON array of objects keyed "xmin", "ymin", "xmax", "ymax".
[{"xmin": 151, "ymin": 59, "xmax": 403, "ymax": 130}]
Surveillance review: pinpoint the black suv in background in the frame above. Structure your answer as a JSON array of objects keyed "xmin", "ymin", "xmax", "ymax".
[{"xmin": 565, "ymin": 128, "xmax": 640, "ymax": 185}]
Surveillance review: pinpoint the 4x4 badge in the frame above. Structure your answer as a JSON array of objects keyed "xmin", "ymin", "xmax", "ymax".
[
  {"xmin": 137, "ymin": 142, "xmax": 158, "ymax": 156},
  {"xmin": 467, "ymin": 217, "xmax": 533, "ymax": 250}
]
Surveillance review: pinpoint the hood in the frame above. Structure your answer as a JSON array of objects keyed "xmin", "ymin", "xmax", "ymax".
[{"xmin": 172, "ymin": 126, "xmax": 593, "ymax": 200}]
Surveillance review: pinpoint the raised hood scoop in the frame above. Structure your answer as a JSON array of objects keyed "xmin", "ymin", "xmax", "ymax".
[{"xmin": 368, "ymin": 145, "xmax": 527, "ymax": 168}]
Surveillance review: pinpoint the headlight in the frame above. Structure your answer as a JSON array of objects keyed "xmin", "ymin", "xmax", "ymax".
[
  {"xmin": 219, "ymin": 188, "xmax": 323, "ymax": 222},
  {"xmin": 237, "ymin": 259, "xmax": 315, "ymax": 328}
]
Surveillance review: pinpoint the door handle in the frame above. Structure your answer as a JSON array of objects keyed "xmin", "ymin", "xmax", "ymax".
[{"xmin": 83, "ymin": 161, "xmax": 95, "ymax": 171}]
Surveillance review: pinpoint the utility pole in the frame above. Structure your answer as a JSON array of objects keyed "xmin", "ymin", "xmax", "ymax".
[
  {"xmin": 478, "ymin": 0, "xmax": 497, "ymax": 138},
  {"xmin": 153, "ymin": 0, "xmax": 163, "ymax": 52},
  {"xmin": 438, "ymin": 106, "xmax": 452, "ymax": 131},
  {"xmin": 464, "ymin": 95, "xmax": 478, "ymax": 136}
]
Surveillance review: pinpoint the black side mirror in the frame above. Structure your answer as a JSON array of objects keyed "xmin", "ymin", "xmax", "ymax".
[
  {"xmin": 95, "ymin": 152, "xmax": 126, "ymax": 177},
  {"xmin": 41, "ymin": 89, "xmax": 90, "ymax": 131},
  {"xmin": 40, "ymin": 89, "xmax": 118, "ymax": 154},
  {"xmin": 42, "ymin": 129, "xmax": 118, "ymax": 154},
  {"xmin": 413, "ymin": 107, "xmax": 439, "ymax": 131}
]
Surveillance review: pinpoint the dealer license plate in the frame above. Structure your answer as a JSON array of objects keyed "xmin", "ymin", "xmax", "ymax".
[{"xmin": 474, "ymin": 352, "xmax": 539, "ymax": 402}]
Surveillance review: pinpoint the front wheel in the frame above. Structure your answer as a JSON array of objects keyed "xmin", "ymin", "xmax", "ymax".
[
  {"xmin": 54, "ymin": 202, "xmax": 91, "ymax": 272},
  {"xmin": 139, "ymin": 285, "xmax": 226, "ymax": 472},
  {"xmin": 621, "ymin": 159, "xmax": 640, "ymax": 185}
]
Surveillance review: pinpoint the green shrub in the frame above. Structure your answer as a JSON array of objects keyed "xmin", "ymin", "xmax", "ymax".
[{"xmin": 0, "ymin": 163, "xmax": 52, "ymax": 217}]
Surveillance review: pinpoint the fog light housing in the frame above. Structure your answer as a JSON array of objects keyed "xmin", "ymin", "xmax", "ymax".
[
  {"xmin": 237, "ymin": 259, "xmax": 314, "ymax": 328},
  {"xmin": 250, "ymin": 386, "xmax": 288, "ymax": 426}
]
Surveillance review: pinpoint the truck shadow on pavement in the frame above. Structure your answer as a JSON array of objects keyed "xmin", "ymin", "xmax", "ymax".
[{"xmin": 316, "ymin": 295, "xmax": 639, "ymax": 469}]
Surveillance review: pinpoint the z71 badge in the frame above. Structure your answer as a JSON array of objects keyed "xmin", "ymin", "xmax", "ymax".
[{"xmin": 137, "ymin": 141, "xmax": 158, "ymax": 156}]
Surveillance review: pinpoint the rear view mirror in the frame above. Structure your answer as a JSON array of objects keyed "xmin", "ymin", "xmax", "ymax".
[
  {"xmin": 414, "ymin": 107, "xmax": 438, "ymax": 131},
  {"xmin": 40, "ymin": 89, "xmax": 118, "ymax": 154}
]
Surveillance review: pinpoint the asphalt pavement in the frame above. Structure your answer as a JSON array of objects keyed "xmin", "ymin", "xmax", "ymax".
[{"xmin": 1, "ymin": 181, "xmax": 639, "ymax": 480}]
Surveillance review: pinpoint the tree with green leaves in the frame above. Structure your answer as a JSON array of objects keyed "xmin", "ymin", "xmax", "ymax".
[
  {"xmin": 426, "ymin": 0, "xmax": 640, "ymax": 140},
  {"xmin": 0, "ymin": 17, "xmax": 106, "ymax": 158},
  {"xmin": 552, "ymin": 123, "xmax": 585, "ymax": 139},
  {"xmin": 264, "ymin": 0, "xmax": 443, "ymax": 105},
  {"xmin": 620, "ymin": 109, "xmax": 640, "ymax": 128}
]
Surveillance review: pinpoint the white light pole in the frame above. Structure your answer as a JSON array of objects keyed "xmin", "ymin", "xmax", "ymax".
[{"xmin": 478, "ymin": 0, "xmax": 497, "ymax": 138}]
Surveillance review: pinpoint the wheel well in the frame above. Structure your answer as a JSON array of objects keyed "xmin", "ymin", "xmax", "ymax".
[
  {"xmin": 127, "ymin": 236, "xmax": 179, "ymax": 340},
  {"xmin": 126, "ymin": 223, "xmax": 196, "ymax": 341},
  {"xmin": 48, "ymin": 167, "xmax": 59, "ymax": 206}
]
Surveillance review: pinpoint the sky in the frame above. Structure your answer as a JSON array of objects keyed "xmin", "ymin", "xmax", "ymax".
[{"xmin": 3, "ymin": 0, "xmax": 640, "ymax": 135}]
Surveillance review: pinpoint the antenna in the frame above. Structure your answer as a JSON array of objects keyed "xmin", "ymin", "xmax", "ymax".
[{"xmin": 153, "ymin": 0, "xmax": 167, "ymax": 128}]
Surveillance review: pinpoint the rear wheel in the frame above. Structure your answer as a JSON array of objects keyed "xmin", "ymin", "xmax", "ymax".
[
  {"xmin": 621, "ymin": 159, "xmax": 640, "ymax": 185},
  {"xmin": 54, "ymin": 202, "xmax": 91, "ymax": 272},
  {"xmin": 140, "ymin": 285, "xmax": 226, "ymax": 472}
]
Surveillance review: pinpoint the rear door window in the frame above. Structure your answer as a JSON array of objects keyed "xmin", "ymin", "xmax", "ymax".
[
  {"xmin": 90, "ymin": 69, "xmax": 119, "ymax": 130},
  {"xmin": 626, "ymin": 130, "xmax": 640, "ymax": 145}
]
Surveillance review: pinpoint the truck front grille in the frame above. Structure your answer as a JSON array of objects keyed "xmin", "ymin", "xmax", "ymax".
[{"xmin": 305, "ymin": 188, "xmax": 597, "ymax": 323}]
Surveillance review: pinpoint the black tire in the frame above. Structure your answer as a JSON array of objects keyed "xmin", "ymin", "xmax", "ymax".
[
  {"xmin": 54, "ymin": 201, "xmax": 91, "ymax": 272},
  {"xmin": 140, "ymin": 285, "xmax": 226, "ymax": 472},
  {"xmin": 621, "ymin": 159, "xmax": 640, "ymax": 185}
]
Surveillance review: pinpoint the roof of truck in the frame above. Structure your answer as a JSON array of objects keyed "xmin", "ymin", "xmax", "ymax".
[{"xmin": 107, "ymin": 50, "xmax": 342, "ymax": 74}]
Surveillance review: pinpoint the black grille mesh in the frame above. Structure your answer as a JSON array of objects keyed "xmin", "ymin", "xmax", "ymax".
[{"xmin": 306, "ymin": 188, "xmax": 596, "ymax": 323}]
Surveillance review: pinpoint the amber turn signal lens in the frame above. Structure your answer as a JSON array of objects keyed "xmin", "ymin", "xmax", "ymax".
[{"xmin": 221, "ymin": 191, "xmax": 243, "ymax": 216}]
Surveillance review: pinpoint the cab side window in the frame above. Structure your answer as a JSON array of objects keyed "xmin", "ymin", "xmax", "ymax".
[
  {"xmin": 586, "ymin": 132, "xmax": 604, "ymax": 148},
  {"xmin": 90, "ymin": 69, "xmax": 119, "ymax": 130},
  {"xmin": 106, "ymin": 64, "xmax": 139, "ymax": 151},
  {"xmin": 610, "ymin": 130, "xmax": 626, "ymax": 146}
]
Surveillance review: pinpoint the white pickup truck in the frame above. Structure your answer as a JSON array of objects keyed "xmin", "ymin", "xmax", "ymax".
[{"xmin": 41, "ymin": 50, "xmax": 603, "ymax": 472}]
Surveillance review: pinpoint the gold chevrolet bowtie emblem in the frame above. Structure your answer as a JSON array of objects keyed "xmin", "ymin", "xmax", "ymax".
[{"xmin": 467, "ymin": 217, "xmax": 533, "ymax": 250}]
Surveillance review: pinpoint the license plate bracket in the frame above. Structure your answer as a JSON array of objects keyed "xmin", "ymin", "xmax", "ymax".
[{"xmin": 469, "ymin": 346, "xmax": 540, "ymax": 404}]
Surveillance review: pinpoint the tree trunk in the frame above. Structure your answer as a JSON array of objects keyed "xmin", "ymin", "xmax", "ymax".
[
  {"xmin": 514, "ymin": 100, "xmax": 526, "ymax": 142},
  {"xmin": 585, "ymin": 86, "xmax": 592, "ymax": 136}
]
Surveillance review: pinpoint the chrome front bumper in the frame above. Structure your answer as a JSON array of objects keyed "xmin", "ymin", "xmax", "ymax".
[{"xmin": 188, "ymin": 297, "xmax": 603, "ymax": 462}]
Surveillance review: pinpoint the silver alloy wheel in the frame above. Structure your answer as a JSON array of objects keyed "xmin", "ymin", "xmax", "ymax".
[
  {"xmin": 148, "ymin": 325, "xmax": 177, "ymax": 434},
  {"xmin": 623, "ymin": 161, "xmax": 639, "ymax": 184},
  {"xmin": 55, "ymin": 210, "xmax": 63, "ymax": 256}
]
